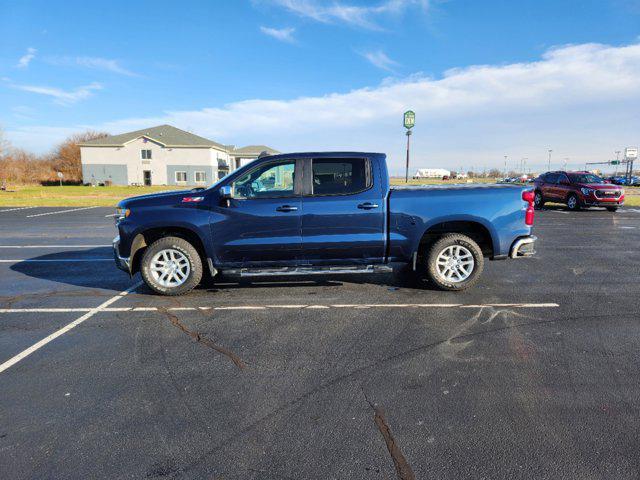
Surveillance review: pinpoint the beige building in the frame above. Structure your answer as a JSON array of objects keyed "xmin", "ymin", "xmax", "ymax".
[{"xmin": 79, "ymin": 125, "xmax": 278, "ymax": 186}]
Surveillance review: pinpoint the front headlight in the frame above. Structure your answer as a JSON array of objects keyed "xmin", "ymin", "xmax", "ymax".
[
  {"xmin": 115, "ymin": 208, "xmax": 130, "ymax": 222},
  {"xmin": 620, "ymin": 189, "xmax": 625, "ymax": 196},
  {"xmin": 580, "ymin": 187, "xmax": 593, "ymax": 196}
]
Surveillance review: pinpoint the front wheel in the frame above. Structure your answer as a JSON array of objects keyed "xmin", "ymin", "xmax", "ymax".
[
  {"xmin": 566, "ymin": 194, "xmax": 581, "ymax": 211},
  {"xmin": 140, "ymin": 236, "xmax": 203, "ymax": 295},
  {"xmin": 424, "ymin": 234, "xmax": 484, "ymax": 291}
]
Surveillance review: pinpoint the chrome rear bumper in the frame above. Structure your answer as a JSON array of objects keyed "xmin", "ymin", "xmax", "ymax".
[{"xmin": 510, "ymin": 235, "xmax": 537, "ymax": 258}]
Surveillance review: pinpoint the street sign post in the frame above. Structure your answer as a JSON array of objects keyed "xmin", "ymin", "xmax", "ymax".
[
  {"xmin": 624, "ymin": 147, "xmax": 638, "ymax": 184},
  {"xmin": 403, "ymin": 110, "xmax": 415, "ymax": 183},
  {"xmin": 56, "ymin": 171, "xmax": 64, "ymax": 187}
]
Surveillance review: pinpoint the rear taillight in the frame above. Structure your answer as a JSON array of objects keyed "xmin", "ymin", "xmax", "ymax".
[{"xmin": 522, "ymin": 190, "xmax": 535, "ymax": 226}]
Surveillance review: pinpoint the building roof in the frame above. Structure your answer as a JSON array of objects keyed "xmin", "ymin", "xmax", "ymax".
[
  {"xmin": 229, "ymin": 145, "xmax": 280, "ymax": 156},
  {"xmin": 79, "ymin": 125, "xmax": 226, "ymax": 150}
]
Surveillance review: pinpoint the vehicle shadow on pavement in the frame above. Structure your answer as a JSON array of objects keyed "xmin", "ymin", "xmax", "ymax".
[
  {"xmin": 10, "ymin": 249, "xmax": 437, "ymax": 294},
  {"xmin": 10, "ymin": 248, "xmax": 133, "ymax": 293},
  {"xmin": 537, "ymin": 204, "xmax": 618, "ymax": 213}
]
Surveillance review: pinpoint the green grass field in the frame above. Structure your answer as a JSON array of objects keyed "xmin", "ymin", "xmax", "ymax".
[
  {"xmin": 0, "ymin": 185, "xmax": 186, "ymax": 207},
  {"xmin": 1, "ymin": 182, "xmax": 639, "ymax": 207}
]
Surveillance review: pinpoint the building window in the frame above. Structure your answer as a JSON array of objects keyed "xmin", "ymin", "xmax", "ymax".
[
  {"xmin": 175, "ymin": 171, "xmax": 187, "ymax": 183},
  {"xmin": 141, "ymin": 149, "xmax": 152, "ymax": 160},
  {"xmin": 195, "ymin": 171, "xmax": 206, "ymax": 183}
]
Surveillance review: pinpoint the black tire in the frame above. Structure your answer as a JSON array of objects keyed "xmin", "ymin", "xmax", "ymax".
[
  {"xmin": 140, "ymin": 236, "xmax": 203, "ymax": 296},
  {"xmin": 424, "ymin": 233, "xmax": 484, "ymax": 291},
  {"xmin": 534, "ymin": 190, "xmax": 545, "ymax": 209},
  {"xmin": 606, "ymin": 207, "xmax": 618, "ymax": 212},
  {"xmin": 566, "ymin": 193, "xmax": 581, "ymax": 211}
]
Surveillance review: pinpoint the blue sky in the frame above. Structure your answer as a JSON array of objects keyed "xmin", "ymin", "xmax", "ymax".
[{"xmin": 2, "ymin": 0, "xmax": 640, "ymax": 173}]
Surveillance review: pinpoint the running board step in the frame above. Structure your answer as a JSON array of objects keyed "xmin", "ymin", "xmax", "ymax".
[{"xmin": 232, "ymin": 265, "xmax": 393, "ymax": 277}]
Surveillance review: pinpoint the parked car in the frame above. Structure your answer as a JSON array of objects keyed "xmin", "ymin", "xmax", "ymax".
[
  {"xmin": 113, "ymin": 152, "xmax": 537, "ymax": 295},
  {"xmin": 533, "ymin": 171, "xmax": 624, "ymax": 211}
]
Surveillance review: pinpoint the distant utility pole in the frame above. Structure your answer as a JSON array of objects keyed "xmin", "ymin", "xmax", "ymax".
[
  {"xmin": 547, "ymin": 149, "xmax": 553, "ymax": 171},
  {"xmin": 504, "ymin": 155, "xmax": 508, "ymax": 177},
  {"xmin": 615, "ymin": 150, "xmax": 621, "ymax": 175},
  {"xmin": 563, "ymin": 157, "xmax": 569, "ymax": 170},
  {"xmin": 521, "ymin": 157, "xmax": 528, "ymax": 175},
  {"xmin": 403, "ymin": 110, "xmax": 415, "ymax": 183}
]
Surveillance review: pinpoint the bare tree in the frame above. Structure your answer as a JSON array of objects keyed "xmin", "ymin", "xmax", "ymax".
[
  {"xmin": 51, "ymin": 131, "xmax": 108, "ymax": 182},
  {"xmin": 0, "ymin": 126, "xmax": 10, "ymax": 160}
]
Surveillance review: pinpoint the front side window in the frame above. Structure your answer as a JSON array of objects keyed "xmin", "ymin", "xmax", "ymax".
[
  {"xmin": 175, "ymin": 171, "xmax": 187, "ymax": 183},
  {"xmin": 232, "ymin": 160, "xmax": 295, "ymax": 199},
  {"xmin": 141, "ymin": 149, "xmax": 152, "ymax": 160},
  {"xmin": 568, "ymin": 173, "xmax": 603, "ymax": 184},
  {"xmin": 311, "ymin": 158, "xmax": 369, "ymax": 195},
  {"xmin": 195, "ymin": 171, "xmax": 206, "ymax": 183}
]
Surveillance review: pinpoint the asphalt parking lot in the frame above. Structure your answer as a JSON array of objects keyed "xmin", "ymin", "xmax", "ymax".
[{"xmin": 1, "ymin": 205, "xmax": 640, "ymax": 479}]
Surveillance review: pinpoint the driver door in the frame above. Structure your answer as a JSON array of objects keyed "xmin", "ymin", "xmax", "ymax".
[{"xmin": 210, "ymin": 159, "xmax": 303, "ymax": 267}]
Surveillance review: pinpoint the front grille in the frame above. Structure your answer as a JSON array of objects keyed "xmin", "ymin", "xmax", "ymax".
[{"xmin": 595, "ymin": 190, "xmax": 620, "ymax": 199}]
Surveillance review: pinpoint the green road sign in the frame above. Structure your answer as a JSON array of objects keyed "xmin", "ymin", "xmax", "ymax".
[
  {"xmin": 403, "ymin": 110, "xmax": 415, "ymax": 129},
  {"xmin": 611, "ymin": 160, "xmax": 620, "ymax": 165}
]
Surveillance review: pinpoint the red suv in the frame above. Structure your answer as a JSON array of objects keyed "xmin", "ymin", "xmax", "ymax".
[{"xmin": 533, "ymin": 171, "xmax": 624, "ymax": 212}]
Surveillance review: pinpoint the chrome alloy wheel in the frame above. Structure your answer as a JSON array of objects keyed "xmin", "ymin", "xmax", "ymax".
[
  {"xmin": 435, "ymin": 245, "xmax": 475, "ymax": 283},
  {"xmin": 150, "ymin": 249, "xmax": 191, "ymax": 288},
  {"xmin": 567, "ymin": 195, "xmax": 577, "ymax": 209}
]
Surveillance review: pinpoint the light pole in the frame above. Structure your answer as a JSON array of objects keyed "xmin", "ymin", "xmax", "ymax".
[
  {"xmin": 547, "ymin": 149, "xmax": 553, "ymax": 171},
  {"xmin": 504, "ymin": 155, "xmax": 508, "ymax": 178},
  {"xmin": 563, "ymin": 157, "xmax": 569, "ymax": 170},
  {"xmin": 403, "ymin": 110, "xmax": 415, "ymax": 183},
  {"xmin": 615, "ymin": 150, "xmax": 621, "ymax": 175}
]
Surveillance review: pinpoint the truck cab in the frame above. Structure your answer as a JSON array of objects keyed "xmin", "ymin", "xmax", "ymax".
[{"xmin": 114, "ymin": 152, "xmax": 536, "ymax": 295}]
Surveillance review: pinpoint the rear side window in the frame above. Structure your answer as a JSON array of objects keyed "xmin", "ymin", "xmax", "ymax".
[
  {"xmin": 545, "ymin": 173, "xmax": 560, "ymax": 184},
  {"xmin": 311, "ymin": 158, "xmax": 370, "ymax": 196}
]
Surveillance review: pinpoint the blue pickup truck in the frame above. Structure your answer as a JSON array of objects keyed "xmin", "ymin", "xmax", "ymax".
[{"xmin": 113, "ymin": 152, "xmax": 536, "ymax": 295}]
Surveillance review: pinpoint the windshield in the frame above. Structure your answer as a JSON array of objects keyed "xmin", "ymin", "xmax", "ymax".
[{"xmin": 567, "ymin": 173, "xmax": 603, "ymax": 184}]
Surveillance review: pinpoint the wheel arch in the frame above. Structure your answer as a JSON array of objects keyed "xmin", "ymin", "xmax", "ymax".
[
  {"xmin": 130, "ymin": 226, "xmax": 208, "ymax": 276},
  {"xmin": 416, "ymin": 218, "xmax": 495, "ymax": 260}
]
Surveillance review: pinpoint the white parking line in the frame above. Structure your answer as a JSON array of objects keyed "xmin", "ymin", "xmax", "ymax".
[
  {"xmin": 0, "ymin": 281, "xmax": 142, "ymax": 374},
  {"xmin": 0, "ymin": 207, "xmax": 36, "ymax": 213},
  {"xmin": 0, "ymin": 303, "xmax": 560, "ymax": 314},
  {"xmin": 26, "ymin": 206, "xmax": 99, "ymax": 218},
  {"xmin": 0, "ymin": 258, "xmax": 113, "ymax": 263},
  {"xmin": 0, "ymin": 245, "xmax": 111, "ymax": 249}
]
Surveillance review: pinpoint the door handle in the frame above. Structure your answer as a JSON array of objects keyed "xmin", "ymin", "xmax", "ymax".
[
  {"xmin": 357, "ymin": 202, "xmax": 379, "ymax": 210},
  {"xmin": 276, "ymin": 205, "xmax": 298, "ymax": 212}
]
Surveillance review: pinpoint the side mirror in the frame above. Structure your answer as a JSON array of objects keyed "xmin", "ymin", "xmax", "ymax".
[{"xmin": 220, "ymin": 185, "xmax": 232, "ymax": 198}]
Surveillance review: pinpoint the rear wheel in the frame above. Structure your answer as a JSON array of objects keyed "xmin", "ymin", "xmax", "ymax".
[
  {"xmin": 424, "ymin": 234, "xmax": 484, "ymax": 291},
  {"xmin": 566, "ymin": 194, "xmax": 581, "ymax": 211},
  {"xmin": 534, "ymin": 191, "xmax": 545, "ymax": 209},
  {"xmin": 606, "ymin": 206, "xmax": 618, "ymax": 212},
  {"xmin": 140, "ymin": 236, "xmax": 203, "ymax": 295}
]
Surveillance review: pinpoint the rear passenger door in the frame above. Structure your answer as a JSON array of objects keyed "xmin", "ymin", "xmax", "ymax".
[
  {"xmin": 542, "ymin": 173, "xmax": 560, "ymax": 199},
  {"xmin": 300, "ymin": 157, "xmax": 385, "ymax": 264}
]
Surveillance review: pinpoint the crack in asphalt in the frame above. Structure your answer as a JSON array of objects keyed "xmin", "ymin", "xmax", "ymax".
[
  {"xmin": 363, "ymin": 390, "xmax": 416, "ymax": 480},
  {"xmin": 179, "ymin": 309, "xmax": 619, "ymax": 475},
  {"xmin": 158, "ymin": 307, "xmax": 246, "ymax": 370}
]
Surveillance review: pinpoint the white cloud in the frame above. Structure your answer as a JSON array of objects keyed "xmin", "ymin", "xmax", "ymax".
[
  {"xmin": 9, "ymin": 82, "xmax": 102, "ymax": 105},
  {"xmin": 361, "ymin": 50, "xmax": 399, "ymax": 72},
  {"xmin": 7, "ymin": 42, "xmax": 640, "ymax": 173},
  {"xmin": 45, "ymin": 56, "xmax": 138, "ymax": 76},
  {"xmin": 260, "ymin": 26, "xmax": 296, "ymax": 43},
  {"xmin": 264, "ymin": 0, "xmax": 428, "ymax": 29},
  {"xmin": 17, "ymin": 48, "xmax": 37, "ymax": 68}
]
